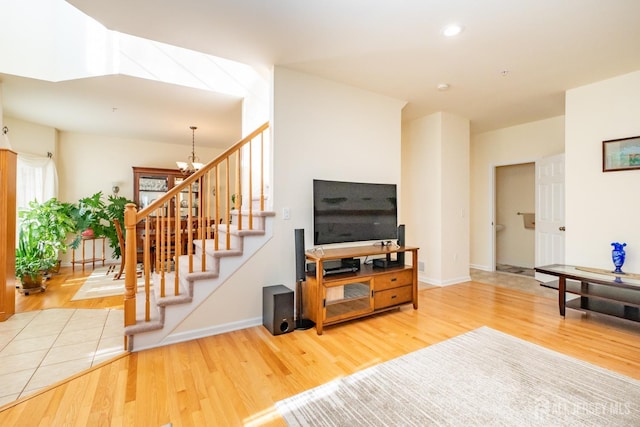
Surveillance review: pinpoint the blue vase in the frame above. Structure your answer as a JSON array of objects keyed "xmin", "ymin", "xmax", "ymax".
[{"xmin": 611, "ymin": 242, "xmax": 627, "ymax": 274}]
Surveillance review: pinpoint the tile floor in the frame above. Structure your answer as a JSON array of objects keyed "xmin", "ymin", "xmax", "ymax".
[
  {"xmin": 470, "ymin": 267, "xmax": 558, "ymax": 299},
  {"xmin": 496, "ymin": 263, "xmax": 535, "ymax": 277},
  {"xmin": 0, "ymin": 308, "xmax": 125, "ymax": 406}
]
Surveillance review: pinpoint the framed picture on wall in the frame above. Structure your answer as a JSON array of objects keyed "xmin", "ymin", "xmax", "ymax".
[{"xmin": 603, "ymin": 136, "xmax": 640, "ymax": 172}]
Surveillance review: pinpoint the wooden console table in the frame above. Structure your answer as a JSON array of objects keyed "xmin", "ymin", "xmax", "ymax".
[
  {"xmin": 304, "ymin": 245, "xmax": 419, "ymax": 334},
  {"xmin": 72, "ymin": 237, "xmax": 106, "ymax": 272},
  {"xmin": 535, "ymin": 264, "xmax": 640, "ymax": 323}
]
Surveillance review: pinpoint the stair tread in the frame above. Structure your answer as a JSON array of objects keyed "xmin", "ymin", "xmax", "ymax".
[
  {"xmin": 176, "ymin": 254, "xmax": 219, "ymax": 279},
  {"xmin": 125, "ymin": 288, "xmax": 163, "ymax": 334},
  {"xmin": 152, "ymin": 271, "xmax": 192, "ymax": 306}
]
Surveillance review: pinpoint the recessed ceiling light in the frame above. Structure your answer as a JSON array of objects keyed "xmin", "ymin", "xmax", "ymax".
[
  {"xmin": 442, "ymin": 24, "xmax": 464, "ymax": 37},
  {"xmin": 437, "ymin": 83, "xmax": 450, "ymax": 91}
]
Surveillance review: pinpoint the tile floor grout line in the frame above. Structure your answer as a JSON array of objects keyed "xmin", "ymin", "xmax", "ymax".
[
  {"xmin": 91, "ymin": 308, "xmax": 113, "ymax": 367},
  {"xmin": 0, "ymin": 307, "xmax": 124, "ymax": 405},
  {"xmin": 18, "ymin": 308, "xmax": 78, "ymax": 399}
]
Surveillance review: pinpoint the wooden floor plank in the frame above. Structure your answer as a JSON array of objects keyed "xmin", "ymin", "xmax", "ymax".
[
  {"xmin": 1, "ymin": 279, "xmax": 639, "ymax": 426},
  {"xmin": 14, "ymin": 266, "xmax": 123, "ymax": 311}
]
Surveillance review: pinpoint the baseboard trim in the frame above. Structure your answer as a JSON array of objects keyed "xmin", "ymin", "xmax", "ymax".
[
  {"xmin": 160, "ymin": 317, "xmax": 263, "ymax": 347},
  {"xmin": 470, "ymin": 263, "xmax": 492, "ymax": 272},
  {"xmin": 418, "ymin": 273, "xmax": 472, "ymax": 287}
]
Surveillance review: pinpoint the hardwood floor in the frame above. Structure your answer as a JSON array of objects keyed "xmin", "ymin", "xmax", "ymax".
[
  {"xmin": 1, "ymin": 275, "xmax": 639, "ymax": 426},
  {"xmin": 15, "ymin": 266, "xmax": 124, "ymax": 312}
]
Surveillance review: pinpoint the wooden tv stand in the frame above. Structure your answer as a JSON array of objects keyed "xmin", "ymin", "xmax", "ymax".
[{"xmin": 303, "ymin": 245, "xmax": 419, "ymax": 334}]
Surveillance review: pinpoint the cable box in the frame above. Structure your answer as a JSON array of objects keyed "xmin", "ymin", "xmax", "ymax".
[
  {"xmin": 373, "ymin": 258, "xmax": 401, "ymax": 269},
  {"xmin": 307, "ymin": 258, "xmax": 360, "ymax": 276}
]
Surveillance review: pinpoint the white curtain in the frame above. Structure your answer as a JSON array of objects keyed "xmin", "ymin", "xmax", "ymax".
[{"xmin": 16, "ymin": 153, "xmax": 58, "ymax": 209}]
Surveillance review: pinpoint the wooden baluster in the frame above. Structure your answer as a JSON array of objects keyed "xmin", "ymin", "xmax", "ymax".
[
  {"xmin": 174, "ymin": 199, "xmax": 180, "ymax": 296},
  {"xmin": 225, "ymin": 156, "xmax": 231, "ymax": 250},
  {"xmin": 159, "ymin": 208, "xmax": 166, "ymax": 297},
  {"xmin": 236, "ymin": 148, "xmax": 242, "ymax": 231},
  {"xmin": 188, "ymin": 181, "xmax": 194, "ymax": 274},
  {"xmin": 260, "ymin": 131, "xmax": 265, "ymax": 212},
  {"xmin": 215, "ymin": 165, "xmax": 220, "ymax": 252},
  {"xmin": 248, "ymin": 138, "xmax": 253, "ymax": 229}
]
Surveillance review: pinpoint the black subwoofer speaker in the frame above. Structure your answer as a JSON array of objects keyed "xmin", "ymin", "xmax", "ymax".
[{"xmin": 262, "ymin": 285, "xmax": 294, "ymax": 335}]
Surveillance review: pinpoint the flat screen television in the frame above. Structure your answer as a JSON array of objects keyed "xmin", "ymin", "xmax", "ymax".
[{"xmin": 313, "ymin": 179, "xmax": 398, "ymax": 245}]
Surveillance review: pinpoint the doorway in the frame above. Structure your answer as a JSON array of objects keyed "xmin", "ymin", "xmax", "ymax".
[{"xmin": 494, "ymin": 162, "xmax": 535, "ymax": 276}]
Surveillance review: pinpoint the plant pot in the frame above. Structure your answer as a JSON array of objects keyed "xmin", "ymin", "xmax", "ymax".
[
  {"xmin": 47, "ymin": 260, "xmax": 62, "ymax": 274},
  {"xmin": 19, "ymin": 274, "xmax": 45, "ymax": 294}
]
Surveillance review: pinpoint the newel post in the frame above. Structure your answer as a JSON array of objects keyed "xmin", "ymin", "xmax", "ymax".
[{"xmin": 123, "ymin": 203, "xmax": 138, "ymax": 328}]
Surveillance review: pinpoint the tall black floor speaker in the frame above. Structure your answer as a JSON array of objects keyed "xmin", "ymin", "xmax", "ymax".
[
  {"xmin": 397, "ymin": 224, "xmax": 406, "ymax": 266},
  {"xmin": 262, "ymin": 285, "xmax": 294, "ymax": 335},
  {"xmin": 294, "ymin": 229, "xmax": 315, "ymax": 330}
]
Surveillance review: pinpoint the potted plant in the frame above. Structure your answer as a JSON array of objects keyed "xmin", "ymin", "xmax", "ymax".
[
  {"xmin": 70, "ymin": 191, "xmax": 134, "ymax": 259},
  {"xmin": 70, "ymin": 192, "xmax": 109, "ymax": 244},
  {"xmin": 17, "ymin": 198, "xmax": 77, "ymax": 276},
  {"xmin": 15, "ymin": 225, "xmax": 56, "ymax": 290}
]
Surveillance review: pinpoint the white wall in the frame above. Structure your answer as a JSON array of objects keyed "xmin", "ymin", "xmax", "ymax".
[
  {"xmin": 175, "ymin": 67, "xmax": 406, "ymax": 331},
  {"xmin": 3, "ymin": 116, "xmax": 57, "ymax": 157},
  {"xmin": 402, "ymin": 114, "xmax": 442, "ymax": 280},
  {"xmin": 402, "ymin": 112, "xmax": 470, "ymax": 285},
  {"xmin": 441, "ymin": 113, "xmax": 470, "ymax": 283},
  {"xmin": 57, "ymin": 131, "xmax": 221, "ymax": 204},
  {"xmin": 565, "ymin": 71, "xmax": 640, "ymax": 271},
  {"xmin": 470, "ymin": 116, "xmax": 565, "ymax": 271}
]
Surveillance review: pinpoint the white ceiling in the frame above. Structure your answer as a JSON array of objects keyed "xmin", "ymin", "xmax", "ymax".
[
  {"xmin": 4, "ymin": 0, "xmax": 640, "ymax": 147},
  {"xmin": 1, "ymin": 73, "xmax": 244, "ymax": 148}
]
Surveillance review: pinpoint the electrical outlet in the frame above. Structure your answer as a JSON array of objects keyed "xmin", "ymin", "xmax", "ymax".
[
  {"xmin": 282, "ymin": 207, "xmax": 291, "ymax": 220},
  {"xmin": 418, "ymin": 261, "xmax": 425, "ymax": 272}
]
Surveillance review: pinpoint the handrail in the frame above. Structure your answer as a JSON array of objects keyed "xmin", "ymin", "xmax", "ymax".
[{"xmin": 123, "ymin": 122, "xmax": 270, "ymax": 341}]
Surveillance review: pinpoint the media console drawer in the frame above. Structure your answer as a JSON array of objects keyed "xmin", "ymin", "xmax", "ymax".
[
  {"xmin": 374, "ymin": 285, "xmax": 413, "ymax": 309},
  {"xmin": 375, "ymin": 269, "xmax": 413, "ymax": 291}
]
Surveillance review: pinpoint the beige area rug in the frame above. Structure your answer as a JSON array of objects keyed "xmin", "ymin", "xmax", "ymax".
[
  {"xmin": 71, "ymin": 265, "xmax": 144, "ymax": 301},
  {"xmin": 276, "ymin": 327, "xmax": 640, "ymax": 426}
]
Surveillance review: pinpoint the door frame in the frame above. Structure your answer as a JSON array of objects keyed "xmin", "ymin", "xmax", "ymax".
[{"xmin": 489, "ymin": 158, "xmax": 537, "ymax": 272}]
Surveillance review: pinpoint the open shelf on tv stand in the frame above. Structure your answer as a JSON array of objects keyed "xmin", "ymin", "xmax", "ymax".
[{"xmin": 302, "ymin": 245, "xmax": 419, "ymax": 335}]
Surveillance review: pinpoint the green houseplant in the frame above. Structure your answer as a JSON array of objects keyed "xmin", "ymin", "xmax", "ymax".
[
  {"xmin": 71, "ymin": 192, "xmax": 109, "ymax": 245},
  {"xmin": 14, "ymin": 193, "xmax": 134, "ymax": 284},
  {"xmin": 15, "ymin": 221, "xmax": 57, "ymax": 288},
  {"xmin": 70, "ymin": 191, "xmax": 133, "ymax": 259},
  {"xmin": 16, "ymin": 198, "xmax": 78, "ymax": 279}
]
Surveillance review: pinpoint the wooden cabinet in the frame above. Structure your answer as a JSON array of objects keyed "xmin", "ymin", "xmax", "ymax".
[
  {"xmin": 132, "ymin": 166, "xmax": 199, "ymax": 217},
  {"xmin": 374, "ymin": 269, "xmax": 414, "ymax": 309},
  {"xmin": 324, "ymin": 278, "xmax": 373, "ymax": 324},
  {"xmin": 304, "ymin": 245, "xmax": 419, "ymax": 334},
  {"xmin": 0, "ymin": 149, "xmax": 16, "ymax": 321}
]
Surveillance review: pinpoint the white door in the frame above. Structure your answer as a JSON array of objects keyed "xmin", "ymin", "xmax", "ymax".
[{"xmin": 535, "ymin": 153, "xmax": 565, "ymax": 283}]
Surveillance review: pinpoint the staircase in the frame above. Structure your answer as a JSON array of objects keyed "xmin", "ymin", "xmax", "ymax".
[{"xmin": 122, "ymin": 123, "xmax": 272, "ymax": 351}]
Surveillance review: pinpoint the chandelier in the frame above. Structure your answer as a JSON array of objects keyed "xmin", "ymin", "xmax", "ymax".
[{"xmin": 176, "ymin": 126, "xmax": 204, "ymax": 174}]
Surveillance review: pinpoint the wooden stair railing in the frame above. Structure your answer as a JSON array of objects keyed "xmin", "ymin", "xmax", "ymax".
[{"xmin": 123, "ymin": 122, "xmax": 270, "ymax": 341}]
